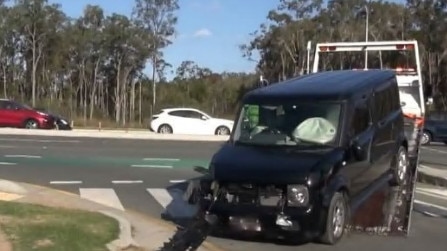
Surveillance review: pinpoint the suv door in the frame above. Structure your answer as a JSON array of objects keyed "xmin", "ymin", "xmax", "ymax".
[
  {"xmin": 369, "ymin": 83, "xmax": 396, "ymax": 181},
  {"xmin": 347, "ymin": 98, "xmax": 375, "ymax": 195}
]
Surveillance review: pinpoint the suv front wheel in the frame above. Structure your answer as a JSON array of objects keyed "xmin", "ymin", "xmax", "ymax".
[{"xmin": 319, "ymin": 192, "xmax": 348, "ymax": 245}]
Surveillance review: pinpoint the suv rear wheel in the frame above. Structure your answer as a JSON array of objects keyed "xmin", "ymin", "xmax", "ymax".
[{"xmin": 390, "ymin": 146, "xmax": 408, "ymax": 186}]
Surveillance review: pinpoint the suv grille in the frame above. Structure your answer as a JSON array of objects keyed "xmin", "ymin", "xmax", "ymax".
[{"xmin": 224, "ymin": 183, "xmax": 284, "ymax": 206}]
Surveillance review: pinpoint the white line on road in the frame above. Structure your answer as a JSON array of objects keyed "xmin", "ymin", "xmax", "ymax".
[
  {"xmin": 414, "ymin": 199, "xmax": 447, "ymax": 212},
  {"xmin": 0, "ymin": 162, "xmax": 16, "ymax": 165},
  {"xmin": 416, "ymin": 190, "xmax": 447, "ymax": 201},
  {"xmin": 111, "ymin": 180, "xmax": 143, "ymax": 184},
  {"xmin": 4, "ymin": 154, "xmax": 41, "ymax": 159},
  {"xmin": 131, "ymin": 164, "xmax": 172, "ymax": 168},
  {"xmin": 0, "ymin": 138, "xmax": 80, "ymax": 143},
  {"xmin": 147, "ymin": 188, "xmax": 172, "ymax": 208},
  {"xmin": 170, "ymin": 180, "xmax": 186, "ymax": 183},
  {"xmin": 49, "ymin": 181, "xmax": 83, "ymax": 185},
  {"xmin": 143, "ymin": 158, "xmax": 180, "ymax": 162},
  {"xmin": 421, "ymin": 146, "xmax": 447, "ymax": 154},
  {"xmin": 80, "ymin": 188, "xmax": 125, "ymax": 211},
  {"xmin": 416, "ymin": 187, "xmax": 447, "ymax": 197},
  {"xmin": 0, "ymin": 145, "xmax": 15, "ymax": 148}
]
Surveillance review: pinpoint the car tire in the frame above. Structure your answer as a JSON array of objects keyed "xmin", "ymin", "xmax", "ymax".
[
  {"xmin": 420, "ymin": 130, "xmax": 431, "ymax": 145},
  {"xmin": 319, "ymin": 192, "xmax": 348, "ymax": 245},
  {"xmin": 390, "ymin": 146, "xmax": 408, "ymax": 186},
  {"xmin": 23, "ymin": 119, "xmax": 39, "ymax": 129},
  {"xmin": 215, "ymin": 126, "xmax": 230, "ymax": 135},
  {"xmin": 158, "ymin": 124, "xmax": 173, "ymax": 134}
]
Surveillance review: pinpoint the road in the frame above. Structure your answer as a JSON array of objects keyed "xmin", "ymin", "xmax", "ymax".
[
  {"xmin": 420, "ymin": 143, "xmax": 447, "ymax": 169},
  {"xmin": 0, "ymin": 135, "xmax": 447, "ymax": 251}
]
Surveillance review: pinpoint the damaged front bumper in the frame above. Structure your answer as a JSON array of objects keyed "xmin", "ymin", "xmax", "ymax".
[
  {"xmin": 185, "ymin": 180, "xmax": 324, "ymax": 237},
  {"xmin": 201, "ymin": 200, "xmax": 324, "ymax": 237}
]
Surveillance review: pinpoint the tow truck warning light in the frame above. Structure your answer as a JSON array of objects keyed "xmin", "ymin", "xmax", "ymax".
[
  {"xmin": 396, "ymin": 44, "xmax": 415, "ymax": 50},
  {"xmin": 319, "ymin": 46, "xmax": 336, "ymax": 51}
]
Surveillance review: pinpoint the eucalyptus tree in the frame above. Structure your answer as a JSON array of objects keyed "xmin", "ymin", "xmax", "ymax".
[{"xmin": 132, "ymin": 0, "xmax": 179, "ymax": 108}]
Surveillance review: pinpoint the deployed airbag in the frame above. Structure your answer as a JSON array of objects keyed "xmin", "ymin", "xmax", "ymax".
[{"xmin": 293, "ymin": 117, "xmax": 336, "ymax": 144}]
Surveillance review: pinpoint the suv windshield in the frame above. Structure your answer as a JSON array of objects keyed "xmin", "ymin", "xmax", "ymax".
[
  {"xmin": 232, "ymin": 102, "xmax": 342, "ymax": 147},
  {"xmin": 233, "ymin": 103, "xmax": 341, "ymax": 146}
]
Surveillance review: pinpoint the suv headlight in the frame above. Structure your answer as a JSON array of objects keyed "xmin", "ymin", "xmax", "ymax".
[{"xmin": 287, "ymin": 185, "xmax": 309, "ymax": 207}]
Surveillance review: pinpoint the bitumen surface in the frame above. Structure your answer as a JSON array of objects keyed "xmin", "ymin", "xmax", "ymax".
[{"xmin": 0, "ymin": 134, "xmax": 447, "ymax": 251}]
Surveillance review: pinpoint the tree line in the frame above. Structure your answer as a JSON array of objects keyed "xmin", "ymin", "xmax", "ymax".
[{"xmin": 1, "ymin": 0, "xmax": 445, "ymax": 128}]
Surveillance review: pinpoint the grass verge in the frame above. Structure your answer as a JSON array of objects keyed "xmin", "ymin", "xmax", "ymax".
[{"xmin": 0, "ymin": 200, "xmax": 119, "ymax": 251}]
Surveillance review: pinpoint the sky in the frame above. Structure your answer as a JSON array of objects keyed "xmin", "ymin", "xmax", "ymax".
[{"xmin": 48, "ymin": 0, "xmax": 278, "ymax": 80}]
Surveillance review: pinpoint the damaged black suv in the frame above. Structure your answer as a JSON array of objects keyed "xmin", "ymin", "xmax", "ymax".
[{"xmin": 187, "ymin": 70, "xmax": 408, "ymax": 245}]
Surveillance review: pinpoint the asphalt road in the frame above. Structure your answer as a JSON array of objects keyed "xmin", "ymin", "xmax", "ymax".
[{"xmin": 0, "ymin": 135, "xmax": 447, "ymax": 251}]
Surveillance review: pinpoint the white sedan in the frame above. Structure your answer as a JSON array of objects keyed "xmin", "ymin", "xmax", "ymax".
[{"xmin": 150, "ymin": 108, "xmax": 234, "ymax": 135}]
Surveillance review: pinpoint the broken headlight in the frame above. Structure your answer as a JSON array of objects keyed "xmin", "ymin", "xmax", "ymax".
[{"xmin": 287, "ymin": 184, "xmax": 309, "ymax": 207}]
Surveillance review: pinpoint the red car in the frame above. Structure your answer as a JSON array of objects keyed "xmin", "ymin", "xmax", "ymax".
[{"xmin": 0, "ymin": 99, "xmax": 55, "ymax": 129}]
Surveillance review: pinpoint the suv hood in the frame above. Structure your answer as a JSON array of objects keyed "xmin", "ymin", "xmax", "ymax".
[{"xmin": 210, "ymin": 143, "xmax": 345, "ymax": 184}]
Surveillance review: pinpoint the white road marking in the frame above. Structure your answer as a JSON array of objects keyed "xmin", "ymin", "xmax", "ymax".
[
  {"xmin": 0, "ymin": 162, "xmax": 16, "ymax": 165},
  {"xmin": 131, "ymin": 164, "xmax": 172, "ymax": 168},
  {"xmin": 147, "ymin": 188, "xmax": 198, "ymax": 218},
  {"xmin": 79, "ymin": 188, "xmax": 124, "ymax": 211},
  {"xmin": 416, "ymin": 187, "xmax": 447, "ymax": 197},
  {"xmin": 4, "ymin": 154, "xmax": 41, "ymax": 159},
  {"xmin": 421, "ymin": 146, "xmax": 447, "ymax": 154},
  {"xmin": 416, "ymin": 190, "xmax": 447, "ymax": 201},
  {"xmin": 143, "ymin": 158, "xmax": 180, "ymax": 162},
  {"xmin": 170, "ymin": 180, "xmax": 186, "ymax": 183},
  {"xmin": 50, "ymin": 181, "xmax": 83, "ymax": 185},
  {"xmin": 0, "ymin": 145, "xmax": 15, "ymax": 148},
  {"xmin": 147, "ymin": 188, "xmax": 172, "ymax": 208},
  {"xmin": 414, "ymin": 199, "xmax": 447, "ymax": 212},
  {"xmin": 111, "ymin": 180, "xmax": 143, "ymax": 184},
  {"xmin": 0, "ymin": 138, "xmax": 80, "ymax": 143}
]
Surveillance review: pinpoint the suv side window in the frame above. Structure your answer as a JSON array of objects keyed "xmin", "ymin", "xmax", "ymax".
[
  {"xmin": 351, "ymin": 102, "xmax": 371, "ymax": 136},
  {"xmin": 373, "ymin": 82, "xmax": 396, "ymax": 121}
]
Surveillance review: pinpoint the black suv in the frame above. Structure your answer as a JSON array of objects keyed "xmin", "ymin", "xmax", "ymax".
[{"xmin": 186, "ymin": 70, "xmax": 408, "ymax": 245}]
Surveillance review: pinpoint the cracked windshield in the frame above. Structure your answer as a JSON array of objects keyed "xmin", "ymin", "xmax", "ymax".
[{"xmin": 0, "ymin": 0, "xmax": 446, "ymax": 251}]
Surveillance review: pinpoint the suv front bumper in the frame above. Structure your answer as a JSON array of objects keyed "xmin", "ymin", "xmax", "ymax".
[{"xmin": 200, "ymin": 199, "xmax": 324, "ymax": 237}]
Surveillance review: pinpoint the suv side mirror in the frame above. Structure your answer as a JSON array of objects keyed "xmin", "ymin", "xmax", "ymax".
[
  {"xmin": 351, "ymin": 140, "xmax": 367, "ymax": 161},
  {"xmin": 201, "ymin": 115, "xmax": 208, "ymax": 120}
]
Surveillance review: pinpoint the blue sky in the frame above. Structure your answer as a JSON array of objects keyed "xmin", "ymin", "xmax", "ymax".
[{"xmin": 48, "ymin": 0, "xmax": 278, "ymax": 80}]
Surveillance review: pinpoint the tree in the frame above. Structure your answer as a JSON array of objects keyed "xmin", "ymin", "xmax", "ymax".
[{"xmin": 132, "ymin": 0, "xmax": 179, "ymax": 110}]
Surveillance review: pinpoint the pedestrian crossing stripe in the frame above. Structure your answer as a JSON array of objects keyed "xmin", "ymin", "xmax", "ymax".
[
  {"xmin": 74, "ymin": 187, "xmax": 198, "ymax": 219},
  {"xmin": 80, "ymin": 188, "xmax": 125, "ymax": 211}
]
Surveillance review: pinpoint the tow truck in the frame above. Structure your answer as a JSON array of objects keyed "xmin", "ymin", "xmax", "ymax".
[{"xmin": 311, "ymin": 40, "xmax": 426, "ymax": 236}]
